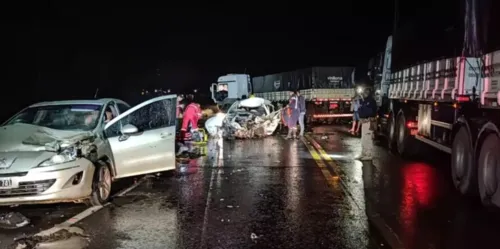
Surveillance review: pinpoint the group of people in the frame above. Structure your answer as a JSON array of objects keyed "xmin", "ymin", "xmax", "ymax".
[
  {"xmin": 282, "ymin": 90, "xmax": 306, "ymax": 139},
  {"xmin": 281, "ymin": 87, "xmax": 377, "ymax": 161}
]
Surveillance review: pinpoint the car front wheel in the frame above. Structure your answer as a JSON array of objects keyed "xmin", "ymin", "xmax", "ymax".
[{"xmin": 87, "ymin": 161, "xmax": 112, "ymax": 206}]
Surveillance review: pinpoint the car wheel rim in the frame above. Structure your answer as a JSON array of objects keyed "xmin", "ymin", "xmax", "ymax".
[
  {"xmin": 482, "ymin": 152, "xmax": 498, "ymax": 196},
  {"xmin": 99, "ymin": 166, "xmax": 111, "ymax": 201}
]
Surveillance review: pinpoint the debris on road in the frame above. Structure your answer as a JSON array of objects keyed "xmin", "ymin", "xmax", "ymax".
[
  {"xmin": 250, "ymin": 232, "xmax": 260, "ymax": 242},
  {"xmin": 0, "ymin": 212, "xmax": 30, "ymax": 229},
  {"xmin": 8, "ymin": 226, "xmax": 89, "ymax": 249}
]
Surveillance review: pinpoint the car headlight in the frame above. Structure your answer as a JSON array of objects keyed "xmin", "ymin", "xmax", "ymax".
[{"xmin": 39, "ymin": 146, "xmax": 78, "ymax": 167}]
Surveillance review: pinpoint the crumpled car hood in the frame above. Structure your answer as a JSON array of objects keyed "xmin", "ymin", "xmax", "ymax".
[{"xmin": 0, "ymin": 123, "xmax": 95, "ymax": 152}]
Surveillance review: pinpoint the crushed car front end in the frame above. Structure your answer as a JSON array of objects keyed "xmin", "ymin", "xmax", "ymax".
[
  {"xmin": 0, "ymin": 123, "xmax": 100, "ymax": 206},
  {"xmin": 0, "ymin": 155, "xmax": 95, "ymax": 206}
]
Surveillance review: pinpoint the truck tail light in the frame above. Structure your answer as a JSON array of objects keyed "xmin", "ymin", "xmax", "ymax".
[
  {"xmin": 456, "ymin": 95, "xmax": 470, "ymax": 102},
  {"xmin": 406, "ymin": 121, "xmax": 418, "ymax": 129},
  {"xmin": 329, "ymin": 103, "xmax": 339, "ymax": 109}
]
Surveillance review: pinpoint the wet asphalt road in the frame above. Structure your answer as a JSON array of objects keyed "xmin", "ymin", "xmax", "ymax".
[
  {"xmin": 74, "ymin": 137, "xmax": 382, "ymax": 249},
  {"xmin": 309, "ymin": 125, "xmax": 500, "ymax": 249},
  {"xmin": 3, "ymin": 125, "xmax": 500, "ymax": 249}
]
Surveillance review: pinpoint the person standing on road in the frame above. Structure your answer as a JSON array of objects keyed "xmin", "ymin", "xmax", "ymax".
[
  {"xmin": 286, "ymin": 90, "xmax": 300, "ymax": 139},
  {"xmin": 349, "ymin": 95, "xmax": 361, "ymax": 135},
  {"xmin": 297, "ymin": 91, "xmax": 306, "ymax": 137},
  {"xmin": 355, "ymin": 88, "xmax": 377, "ymax": 161}
]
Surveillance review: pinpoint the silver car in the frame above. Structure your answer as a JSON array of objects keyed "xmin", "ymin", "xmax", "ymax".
[{"xmin": 0, "ymin": 95, "xmax": 177, "ymax": 206}]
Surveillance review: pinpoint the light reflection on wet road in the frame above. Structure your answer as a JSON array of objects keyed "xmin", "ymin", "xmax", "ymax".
[
  {"xmin": 310, "ymin": 125, "xmax": 500, "ymax": 249},
  {"xmin": 75, "ymin": 137, "xmax": 382, "ymax": 249},
  {"xmin": 6, "ymin": 125, "xmax": 500, "ymax": 249}
]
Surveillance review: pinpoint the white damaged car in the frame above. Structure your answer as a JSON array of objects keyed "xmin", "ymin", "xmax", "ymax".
[
  {"xmin": 0, "ymin": 95, "xmax": 177, "ymax": 206},
  {"xmin": 205, "ymin": 97, "xmax": 281, "ymax": 139}
]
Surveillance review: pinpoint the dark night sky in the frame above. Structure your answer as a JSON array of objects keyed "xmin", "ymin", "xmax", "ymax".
[{"xmin": 6, "ymin": 1, "xmax": 396, "ymax": 118}]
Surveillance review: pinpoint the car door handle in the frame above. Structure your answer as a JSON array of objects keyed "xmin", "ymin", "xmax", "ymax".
[{"xmin": 160, "ymin": 132, "xmax": 173, "ymax": 138}]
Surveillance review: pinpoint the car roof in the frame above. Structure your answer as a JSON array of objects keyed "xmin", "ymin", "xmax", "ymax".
[{"xmin": 29, "ymin": 98, "xmax": 128, "ymax": 108}]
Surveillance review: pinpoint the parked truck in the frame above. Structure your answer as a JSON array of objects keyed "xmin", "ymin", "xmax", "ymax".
[
  {"xmin": 210, "ymin": 67, "xmax": 356, "ymax": 124},
  {"xmin": 372, "ymin": 0, "xmax": 500, "ymax": 208}
]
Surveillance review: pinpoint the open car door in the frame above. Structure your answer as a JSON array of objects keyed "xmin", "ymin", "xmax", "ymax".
[{"xmin": 104, "ymin": 95, "xmax": 177, "ymax": 179}]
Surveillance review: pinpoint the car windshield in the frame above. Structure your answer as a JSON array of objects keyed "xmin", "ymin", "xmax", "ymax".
[{"xmin": 4, "ymin": 104, "xmax": 103, "ymax": 131}]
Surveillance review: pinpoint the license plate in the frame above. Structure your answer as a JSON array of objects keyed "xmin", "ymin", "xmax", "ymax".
[{"xmin": 0, "ymin": 178, "xmax": 16, "ymax": 189}]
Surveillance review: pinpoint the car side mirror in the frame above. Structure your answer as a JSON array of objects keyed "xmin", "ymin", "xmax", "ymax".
[{"xmin": 121, "ymin": 124, "xmax": 138, "ymax": 135}]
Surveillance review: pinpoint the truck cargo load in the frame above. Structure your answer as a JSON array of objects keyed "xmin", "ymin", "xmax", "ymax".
[{"xmin": 252, "ymin": 67, "xmax": 355, "ymax": 93}]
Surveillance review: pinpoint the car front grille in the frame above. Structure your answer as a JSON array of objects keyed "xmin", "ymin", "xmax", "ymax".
[
  {"xmin": 0, "ymin": 172, "xmax": 28, "ymax": 177},
  {"xmin": 0, "ymin": 179, "xmax": 56, "ymax": 197}
]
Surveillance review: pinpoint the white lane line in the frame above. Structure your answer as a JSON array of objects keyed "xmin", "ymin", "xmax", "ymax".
[
  {"xmin": 35, "ymin": 175, "xmax": 151, "ymax": 236},
  {"xmin": 198, "ymin": 139, "xmax": 221, "ymax": 249}
]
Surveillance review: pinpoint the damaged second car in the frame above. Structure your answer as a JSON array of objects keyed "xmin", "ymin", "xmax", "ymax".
[
  {"xmin": 0, "ymin": 95, "xmax": 178, "ymax": 206},
  {"xmin": 205, "ymin": 97, "xmax": 281, "ymax": 139}
]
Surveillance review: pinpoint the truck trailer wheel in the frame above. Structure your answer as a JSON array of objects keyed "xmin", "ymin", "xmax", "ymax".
[
  {"xmin": 396, "ymin": 114, "xmax": 420, "ymax": 157},
  {"xmin": 478, "ymin": 133, "xmax": 500, "ymax": 207},
  {"xmin": 451, "ymin": 127, "xmax": 477, "ymax": 195},
  {"xmin": 387, "ymin": 114, "xmax": 397, "ymax": 150}
]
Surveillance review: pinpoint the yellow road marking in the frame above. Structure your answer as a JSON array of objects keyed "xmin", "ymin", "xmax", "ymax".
[
  {"xmin": 305, "ymin": 135, "xmax": 342, "ymax": 177},
  {"xmin": 303, "ymin": 135, "xmax": 405, "ymax": 249},
  {"xmin": 300, "ymin": 137, "xmax": 339, "ymax": 187}
]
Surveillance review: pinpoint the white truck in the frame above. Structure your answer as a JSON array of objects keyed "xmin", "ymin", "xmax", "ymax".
[
  {"xmin": 372, "ymin": 0, "xmax": 500, "ymax": 208},
  {"xmin": 210, "ymin": 67, "xmax": 357, "ymax": 124}
]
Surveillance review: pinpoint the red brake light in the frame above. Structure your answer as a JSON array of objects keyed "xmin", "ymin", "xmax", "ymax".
[
  {"xmin": 456, "ymin": 95, "xmax": 470, "ymax": 102},
  {"xmin": 406, "ymin": 121, "xmax": 418, "ymax": 129}
]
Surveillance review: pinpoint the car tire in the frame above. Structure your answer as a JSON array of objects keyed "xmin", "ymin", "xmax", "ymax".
[
  {"xmin": 451, "ymin": 127, "xmax": 477, "ymax": 195},
  {"xmin": 478, "ymin": 133, "xmax": 500, "ymax": 207},
  {"xmin": 87, "ymin": 161, "xmax": 112, "ymax": 206}
]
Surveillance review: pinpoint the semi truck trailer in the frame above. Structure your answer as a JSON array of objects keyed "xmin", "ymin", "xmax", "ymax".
[{"xmin": 373, "ymin": 0, "xmax": 500, "ymax": 208}]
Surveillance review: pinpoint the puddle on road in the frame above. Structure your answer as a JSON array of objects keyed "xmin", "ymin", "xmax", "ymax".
[{"xmin": 8, "ymin": 226, "xmax": 89, "ymax": 249}]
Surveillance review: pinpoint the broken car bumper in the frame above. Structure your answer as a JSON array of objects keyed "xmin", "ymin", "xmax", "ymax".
[{"xmin": 0, "ymin": 158, "xmax": 95, "ymax": 205}]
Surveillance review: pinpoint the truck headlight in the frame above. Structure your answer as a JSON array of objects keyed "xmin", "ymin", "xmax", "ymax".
[{"xmin": 39, "ymin": 147, "xmax": 78, "ymax": 167}]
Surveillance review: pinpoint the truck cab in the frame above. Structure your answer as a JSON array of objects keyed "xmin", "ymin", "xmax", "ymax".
[{"xmin": 210, "ymin": 74, "xmax": 252, "ymax": 110}]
